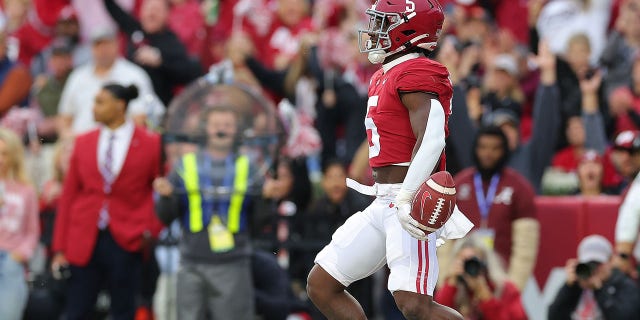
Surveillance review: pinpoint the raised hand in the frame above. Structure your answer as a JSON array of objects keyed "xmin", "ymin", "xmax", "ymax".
[{"xmin": 531, "ymin": 40, "xmax": 556, "ymax": 85}]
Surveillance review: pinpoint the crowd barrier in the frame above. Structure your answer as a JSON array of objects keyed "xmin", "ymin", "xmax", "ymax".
[
  {"xmin": 534, "ymin": 196, "xmax": 622, "ymax": 286},
  {"xmin": 523, "ymin": 195, "xmax": 623, "ymax": 320}
]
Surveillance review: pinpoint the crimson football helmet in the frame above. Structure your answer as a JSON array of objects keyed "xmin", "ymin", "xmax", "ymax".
[{"xmin": 359, "ymin": 0, "xmax": 444, "ymax": 63}]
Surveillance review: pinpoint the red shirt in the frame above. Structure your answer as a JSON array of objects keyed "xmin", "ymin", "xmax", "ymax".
[
  {"xmin": 366, "ymin": 57, "xmax": 452, "ymax": 168},
  {"xmin": 168, "ymin": 0, "xmax": 206, "ymax": 58},
  {"xmin": 552, "ymin": 146, "xmax": 581, "ymax": 172},
  {"xmin": 454, "ymin": 168, "xmax": 537, "ymax": 264},
  {"xmin": 602, "ymin": 147, "xmax": 626, "ymax": 192},
  {"xmin": 246, "ymin": 15, "xmax": 315, "ymax": 69},
  {"xmin": 494, "ymin": 0, "xmax": 529, "ymax": 44},
  {"xmin": 435, "ymin": 280, "xmax": 528, "ymax": 320}
]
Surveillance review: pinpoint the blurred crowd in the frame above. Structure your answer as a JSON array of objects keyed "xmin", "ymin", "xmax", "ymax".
[{"xmin": 1, "ymin": 0, "xmax": 640, "ymax": 319}]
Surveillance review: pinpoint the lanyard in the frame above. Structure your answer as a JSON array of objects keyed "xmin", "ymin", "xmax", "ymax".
[
  {"xmin": 204, "ymin": 155, "xmax": 235, "ymax": 222},
  {"xmin": 473, "ymin": 173, "xmax": 500, "ymax": 226}
]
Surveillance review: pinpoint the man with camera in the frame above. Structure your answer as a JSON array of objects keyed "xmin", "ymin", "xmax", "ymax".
[{"xmin": 548, "ymin": 235, "xmax": 640, "ymax": 320}]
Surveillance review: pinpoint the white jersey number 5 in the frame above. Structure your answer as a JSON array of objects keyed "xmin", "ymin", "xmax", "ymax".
[
  {"xmin": 365, "ymin": 96, "xmax": 381, "ymax": 158},
  {"xmin": 405, "ymin": 0, "xmax": 415, "ymax": 12}
]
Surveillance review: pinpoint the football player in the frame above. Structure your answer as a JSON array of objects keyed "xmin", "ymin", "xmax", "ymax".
[{"xmin": 307, "ymin": 1, "xmax": 471, "ymax": 319}]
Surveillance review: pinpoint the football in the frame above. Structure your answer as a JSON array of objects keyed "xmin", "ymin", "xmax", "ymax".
[{"xmin": 410, "ymin": 171, "xmax": 457, "ymax": 234}]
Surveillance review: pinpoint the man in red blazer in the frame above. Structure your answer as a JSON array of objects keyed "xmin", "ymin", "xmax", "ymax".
[{"xmin": 52, "ymin": 83, "xmax": 163, "ymax": 320}]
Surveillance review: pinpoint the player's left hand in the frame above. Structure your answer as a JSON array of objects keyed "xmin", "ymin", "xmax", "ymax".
[{"xmin": 395, "ymin": 202, "xmax": 428, "ymax": 241}]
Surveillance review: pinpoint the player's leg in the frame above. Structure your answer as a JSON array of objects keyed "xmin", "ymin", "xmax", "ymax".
[
  {"xmin": 307, "ymin": 265, "xmax": 367, "ymax": 320},
  {"xmin": 384, "ymin": 208, "xmax": 463, "ymax": 320},
  {"xmin": 307, "ymin": 205, "xmax": 387, "ymax": 320},
  {"xmin": 393, "ymin": 291, "xmax": 462, "ymax": 320}
]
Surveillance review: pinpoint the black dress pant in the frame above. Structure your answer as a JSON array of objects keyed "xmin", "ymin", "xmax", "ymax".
[{"xmin": 65, "ymin": 229, "xmax": 142, "ymax": 320}]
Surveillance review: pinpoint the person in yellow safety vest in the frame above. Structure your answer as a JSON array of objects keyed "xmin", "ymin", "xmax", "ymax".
[{"xmin": 153, "ymin": 105, "xmax": 258, "ymax": 320}]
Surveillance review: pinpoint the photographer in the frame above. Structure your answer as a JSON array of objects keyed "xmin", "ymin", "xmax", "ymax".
[
  {"xmin": 434, "ymin": 231, "xmax": 527, "ymax": 320},
  {"xmin": 548, "ymin": 235, "xmax": 640, "ymax": 320}
]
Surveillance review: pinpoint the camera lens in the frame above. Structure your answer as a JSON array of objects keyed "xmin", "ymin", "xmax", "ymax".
[
  {"xmin": 463, "ymin": 257, "xmax": 484, "ymax": 277},
  {"xmin": 575, "ymin": 261, "xmax": 600, "ymax": 280}
]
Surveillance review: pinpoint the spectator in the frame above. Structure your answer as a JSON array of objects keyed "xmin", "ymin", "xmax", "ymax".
[
  {"xmin": 602, "ymin": 130, "xmax": 640, "ymax": 193},
  {"xmin": 57, "ymin": 26, "xmax": 162, "ymax": 136},
  {"xmin": 544, "ymin": 70, "xmax": 608, "ymax": 194},
  {"xmin": 450, "ymin": 125, "xmax": 539, "ymax": 290},
  {"xmin": 299, "ymin": 159, "xmax": 370, "ymax": 251},
  {"xmin": 30, "ymin": 6, "xmax": 91, "ymax": 77},
  {"xmin": 613, "ymin": 131, "xmax": 640, "ymax": 275},
  {"xmin": 0, "ymin": 128, "xmax": 39, "ymax": 320},
  {"xmin": 536, "ymin": 0, "xmax": 612, "ymax": 65},
  {"xmin": 39, "ymin": 136, "xmax": 74, "ymax": 256},
  {"xmin": 576, "ymin": 149, "xmax": 606, "ymax": 196},
  {"xmin": 154, "ymin": 106, "xmax": 259, "ymax": 320},
  {"xmin": 297, "ymin": 159, "xmax": 373, "ymax": 317},
  {"xmin": 480, "ymin": 54, "xmax": 524, "ymax": 119},
  {"xmin": 103, "ymin": 0, "xmax": 204, "ymax": 105},
  {"xmin": 254, "ymin": 156, "xmax": 312, "ymax": 232},
  {"xmin": 6, "ymin": 0, "xmax": 68, "ymax": 66},
  {"xmin": 552, "ymin": 67, "xmax": 609, "ymax": 169},
  {"xmin": 435, "ymin": 231, "xmax": 528, "ymax": 320},
  {"xmin": 0, "ymin": 27, "xmax": 31, "ymax": 117},
  {"xmin": 27, "ymin": 38, "xmax": 72, "ymax": 193},
  {"xmin": 448, "ymin": 41, "xmax": 561, "ymax": 192},
  {"xmin": 555, "ymin": 33, "xmax": 610, "ymax": 146},
  {"xmin": 243, "ymin": 0, "xmax": 315, "ymax": 70},
  {"xmin": 32, "ymin": 38, "xmax": 75, "ymax": 143},
  {"xmin": 548, "ymin": 235, "xmax": 640, "ymax": 320},
  {"xmin": 52, "ymin": 83, "xmax": 164, "ymax": 320},
  {"xmin": 608, "ymin": 54, "xmax": 640, "ymax": 135},
  {"xmin": 253, "ymin": 155, "xmax": 312, "ymax": 277},
  {"xmin": 239, "ymin": 25, "xmax": 370, "ymax": 166},
  {"xmin": 601, "ymin": 0, "xmax": 640, "ymax": 95}
]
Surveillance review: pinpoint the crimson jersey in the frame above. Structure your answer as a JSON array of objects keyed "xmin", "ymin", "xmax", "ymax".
[{"xmin": 366, "ymin": 56, "xmax": 452, "ymax": 169}]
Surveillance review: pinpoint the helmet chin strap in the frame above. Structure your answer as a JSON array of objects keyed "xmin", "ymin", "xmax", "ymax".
[{"xmin": 368, "ymin": 35, "xmax": 436, "ymax": 64}]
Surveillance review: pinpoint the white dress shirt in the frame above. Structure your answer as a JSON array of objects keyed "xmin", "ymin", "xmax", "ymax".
[
  {"xmin": 58, "ymin": 58, "xmax": 165, "ymax": 134},
  {"xmin": 97, "ymin": 120, "xmax": 135, "ymax": 179}
]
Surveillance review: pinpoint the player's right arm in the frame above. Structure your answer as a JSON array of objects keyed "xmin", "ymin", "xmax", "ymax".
[
  {"xmin": 394, "ymin": 91, "xmax": 447, "ymax": 240},
  {"xmin": 614, "ymin": 176, "xmax": 640, "ymax": 274}
]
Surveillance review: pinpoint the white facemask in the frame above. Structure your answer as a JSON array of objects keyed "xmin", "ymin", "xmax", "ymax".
[{"xmin": 368, "ymin": 50, "xmax": 388, "ymax": 64}]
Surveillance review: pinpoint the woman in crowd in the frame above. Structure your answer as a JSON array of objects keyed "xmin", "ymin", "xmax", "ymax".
[{"xmin": 0, "ymin": 128, "xmax": 40, "ymax": 320}]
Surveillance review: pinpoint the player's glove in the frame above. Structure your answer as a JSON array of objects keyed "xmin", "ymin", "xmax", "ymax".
[{"xmin": 394, "ymin": 189, "xmax": 428, "ymax": 241}]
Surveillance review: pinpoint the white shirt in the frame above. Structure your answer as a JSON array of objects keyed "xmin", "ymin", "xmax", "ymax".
[
  {"xmin": 536, "ymin": 0, "xmax": 612, "ymax": 65},
  {"xmin": 97, "ymin": 120, "xmax": 135, "ymax": 179},
  {"xmin": 58, "ymin": 58, "xmax": 165, "ymax": 134}
]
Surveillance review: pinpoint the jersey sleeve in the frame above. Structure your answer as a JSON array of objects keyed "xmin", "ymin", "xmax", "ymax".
[{"xmin": 395, "ymin": 62, "xmax": 452, "ymax": 99}]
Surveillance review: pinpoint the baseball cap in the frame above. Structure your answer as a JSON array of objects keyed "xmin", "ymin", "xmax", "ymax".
[
  {"xmin": 90, "ymin": 26, "xmax": 117, "ymax": 43},
  {"xmin": 58, "ymin": 5, "xmax": 78, "ymax": 22},
  {"xmin": 577, "ymin": 235, "xmax": 612, "ymax": 264},
  {"xmin": 579, "ymin": 149, "xmax": 603, "ymax": 165},
  {"xmin": 483, "ymin": 108, "xmax": 520, "ymax": 128},
  {"xmin": 50, "ymin": 38, "xmax": 73, "ymax": 55},
  {"xmin": 613, "ymin": 130, "xmax": 640, "ymax": 152},
  {"xmin": 492, "ymin": 54, "xmax": 519, "ymax": 77}
]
